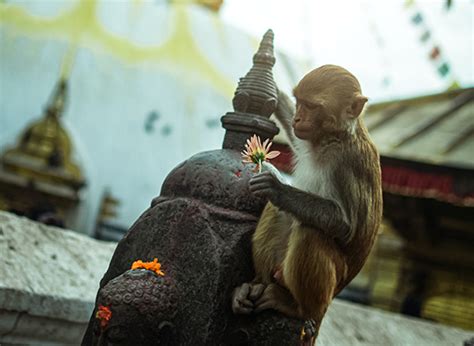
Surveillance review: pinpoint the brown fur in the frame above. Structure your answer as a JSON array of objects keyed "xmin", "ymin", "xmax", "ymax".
[{"xmin": 233, "ymin": 65, "xmax": 383, "ymax": 342}]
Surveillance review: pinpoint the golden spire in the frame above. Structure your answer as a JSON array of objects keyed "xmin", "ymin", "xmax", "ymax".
[
  {"xmin": 46, "ymin": 78, "xmax": 67, "ymax": 118},
  {"xmin": 1, "ymin": 78, "xmax": 85, "ymax": 191}
]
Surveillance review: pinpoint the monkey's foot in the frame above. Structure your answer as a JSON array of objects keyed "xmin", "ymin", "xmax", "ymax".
[
  {"xmin": 300, "ymin": 320, "xmax": 316, "ymax": 346},
  {"xmin": 232, "ymin": 283, "xmax": 266, "ymax": 314},
  {"xmin": 254, "ymin": 283, "xmax": 300, "ymax": 318}
]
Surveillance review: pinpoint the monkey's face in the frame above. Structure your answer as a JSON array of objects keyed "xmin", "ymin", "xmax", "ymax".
[
  {"xmin": 292, "ymin": 65, "xmax": 369, "ymax": 141},
  {"xmin": 293, "ymin": 98, "xmax": 326, "ymax": 140}
]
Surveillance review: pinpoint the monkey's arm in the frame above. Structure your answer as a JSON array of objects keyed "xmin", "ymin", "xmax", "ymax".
[
  {"xmin": 250, "ymin": 172, "xmax": 353, "ymax": 244},
  {"xmin": 278, "ymin": 184, "xmax": 352, "ymax": 244},
  {"xmin": 274, "ymin": 89, "xmax": 298, "ymax": 150}
]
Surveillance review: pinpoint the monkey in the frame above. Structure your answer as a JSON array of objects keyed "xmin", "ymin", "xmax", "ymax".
[{"xmin": 232, "ymin": 64, "xmax": 383, "ymax": 343}]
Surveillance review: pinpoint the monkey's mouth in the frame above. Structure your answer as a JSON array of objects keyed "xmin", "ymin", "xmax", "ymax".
[{"xmin": 293, "ymin": 127, "xmax": 311, "ymax": 139}]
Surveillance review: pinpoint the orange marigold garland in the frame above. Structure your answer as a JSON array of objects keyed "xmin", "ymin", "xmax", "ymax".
[
  {"xmin": 96, "ymin": 305, "xmax": 112, "ymax": 329},
  {"xmin": 131, "ymin": 258, "xmax": 165, "ymax": 276}
]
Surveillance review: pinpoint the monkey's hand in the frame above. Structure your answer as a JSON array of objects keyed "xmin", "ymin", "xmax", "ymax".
[{"xmin": 249, "ymin": 171, "xmax": 285, "ymax": 204}]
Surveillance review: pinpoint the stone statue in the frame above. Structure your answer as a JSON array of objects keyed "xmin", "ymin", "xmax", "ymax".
[{"xmin": 82, "ymin": 29, "xmax": 304, "ymax": 345}]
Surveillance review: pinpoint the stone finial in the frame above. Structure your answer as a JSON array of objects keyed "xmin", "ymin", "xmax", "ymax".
[
  {"xmin": 221, "ymin": 29, "xmax": 279, "ymax": 151},
  {"xmin": 232, "ymin": 29, "xmax": 277, "ymax": 117}
]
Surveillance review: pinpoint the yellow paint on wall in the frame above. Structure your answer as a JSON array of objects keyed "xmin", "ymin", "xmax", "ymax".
[{"xmin": 0, "ymin": 0, "xmax": 234, "ymax": 96}]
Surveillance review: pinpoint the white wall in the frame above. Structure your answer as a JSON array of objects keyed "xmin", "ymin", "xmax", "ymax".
[{"xmin": 0, "ymin": 0, "xmax": 303, "ymax": 234}]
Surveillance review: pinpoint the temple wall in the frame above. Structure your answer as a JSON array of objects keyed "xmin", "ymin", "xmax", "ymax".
[{"xmin": 0, "ymin": 1, "xmax": 305, "ymax": 235}]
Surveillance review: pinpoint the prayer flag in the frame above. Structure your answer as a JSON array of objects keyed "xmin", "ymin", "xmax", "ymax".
[
  {"xmin": 420, "ymin": 31, "xmax": 431, "ymax": 43},
  {"xmin": 429, "ymin": 46, "xmax": 440, "ymax": 60},
  {"xmin": 438, "ymin": 62, "xmax": 450, "ymax": 77},
  {"xmin": 412, "ymin": 12, "xmax": 423, "ymax": 25}
]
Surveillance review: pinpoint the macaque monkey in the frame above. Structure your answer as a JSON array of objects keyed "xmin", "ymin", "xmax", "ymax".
[{"xmin": 232, "ymin": 65, "xmax": 383, "ymax": 343}]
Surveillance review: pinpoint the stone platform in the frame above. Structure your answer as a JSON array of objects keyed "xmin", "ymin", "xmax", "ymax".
[
  {"xmin": 0, "ymin": 211, "xmax": 471, "ymax": 345},
  {"xmin": 0, "ymin": 211, "xmax": 116, "ymax": 344}
]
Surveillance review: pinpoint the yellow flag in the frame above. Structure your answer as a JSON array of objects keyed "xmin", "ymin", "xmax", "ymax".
[{"xmin": 447, "ymin": 80, "xmax": 461, "ymax": 91}]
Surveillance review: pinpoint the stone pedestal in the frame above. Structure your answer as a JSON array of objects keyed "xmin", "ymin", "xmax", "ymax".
[{"xmin": 0, "ymin": 211, "xmax": 116, "ymax": 344}]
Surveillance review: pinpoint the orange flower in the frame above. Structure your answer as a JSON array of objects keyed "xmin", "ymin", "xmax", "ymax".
[
  {"xmin": 131, "ymin": 258, "xmax": 165, "ymax": 276},
  {"xmin": 96, "ymin": 305, "xmax": 112, "ymax": 329},
  {"xmin": 241, "ymin": 135, "xmax": 280, "ymax": 173}
]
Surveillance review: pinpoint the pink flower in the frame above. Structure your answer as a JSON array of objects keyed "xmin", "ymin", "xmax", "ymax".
[{"xmin": 241, "ymin": 135, "xmax": 280, "ymax": 173}]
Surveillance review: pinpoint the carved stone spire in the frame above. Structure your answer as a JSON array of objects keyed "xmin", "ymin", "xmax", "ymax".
[
  {"xmin": 232, "ymin": 29, "xmax": 277, "ymax": 117},
  {"xmin": 221, "ymin": 29, "xmax": 279, "ymax": 151}
]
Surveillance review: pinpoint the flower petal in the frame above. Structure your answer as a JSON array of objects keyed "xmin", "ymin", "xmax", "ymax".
[
  {"xmin": 266, "ymin": 151, "xmax": 281, "ymax": 159},
  {"xmin": 265, "ymin": 139, "xmax": 273, "ymax": 152}
]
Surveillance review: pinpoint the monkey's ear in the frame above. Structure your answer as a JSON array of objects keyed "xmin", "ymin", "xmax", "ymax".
[{"xmin": 348, "ymin": 95, "xmax": 368, "ymax": 118}]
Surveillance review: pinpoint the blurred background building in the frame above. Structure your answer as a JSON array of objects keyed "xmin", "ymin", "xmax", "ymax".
[{"xmin": 1, "ymin": 0, "xmax": 472, "ymax": 333}]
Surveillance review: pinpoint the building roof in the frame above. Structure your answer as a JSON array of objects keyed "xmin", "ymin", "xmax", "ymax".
[{"xmin": 365, "ymin": 88, "xmax": 474, "ymax": 171}]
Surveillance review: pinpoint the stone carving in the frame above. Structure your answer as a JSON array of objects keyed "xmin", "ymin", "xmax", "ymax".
[
  {"xmin": 82, "ymin": 30, "xmax": 302, "ymax": 345},
  {"xmin": 93, "ymin": 269, "xmax": 178, "ymax": 343},
  {"xmin": 221, "ymin": 29, "xmax": 279, "ymax": 152},
  {"xmin": 232, "ymin": 29, "xmax": 278, "ymax": 117}
]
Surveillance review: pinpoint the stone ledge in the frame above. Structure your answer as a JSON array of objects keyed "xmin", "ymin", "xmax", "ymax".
[
  {"xmin": 0, "ymin": 309, "xmax": 86, "ymax": 345},
  {"xmin": 0, "ymin": 211, "xmax": 472, "ymax": 345},
  {"xmin": 0, "ymin": 211, "xmax": 116, "ymax": 323},
  {"xmin": 320, "ymin": 299, "xmax": 473, "ymax": 346}
]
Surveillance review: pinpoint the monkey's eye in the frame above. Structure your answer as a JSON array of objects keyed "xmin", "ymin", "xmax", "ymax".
[
  {"xmin": 305, "ymin": 102, "xmax": 320, "ymax": 111},
  {"xmin": 297, "ymin": 99, "xmax": 319, "ymax": 111}
]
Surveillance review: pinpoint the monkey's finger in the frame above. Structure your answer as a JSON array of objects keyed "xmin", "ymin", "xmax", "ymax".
[
  {"xmin": 234, "ymin": 284, "xmax": 253, "ymax": 305},
  {"xmin": 232, "ymin": 301, "xmax": 253, "ymax": 315},
  {"xmin": 304, "ymin": 319, "xmax": 316, "ymax": 337},
  {"xmin": 249, "ymin": 179, "xmax": 272, "ymax": 188},
  {"xmin": 254, "ymin": 299, "xmax": 276, "ymax": 313},
  {"xmin": 237, "ymin": 297, "xmax": 254, "ymax": 308},
  {"xmin": 248, "ymin": 283, "xmax": 266, "ymax": 301},
  {"xmin": 250, "ymin": 188, "xmax": 273, "ymax": 197},
  {"xmin": 250, "ymin": 174, "xmax": 273, "ymax": 184},
  {"xmin": 232, "ymin": 284, "xmax": 254, "ymax": 314},
  {"xmin": 240, "ymin": 283, "xmax": 251, "ymax": 295},
  {"xmin": 249, "ymin": 183, "xmax": 271, "ymax": 192},
  {"xmin": 232, "ymin": 285, "xmax": 249, "ymax": 305},
  {"xmin": 254, "ymin": 288, "xmax": 272, "ymax": 308}
]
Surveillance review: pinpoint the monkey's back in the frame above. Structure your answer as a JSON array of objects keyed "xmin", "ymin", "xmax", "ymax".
[{"xmin": 336, "ymin": 127, "xmax": 383, "ymax": 294}]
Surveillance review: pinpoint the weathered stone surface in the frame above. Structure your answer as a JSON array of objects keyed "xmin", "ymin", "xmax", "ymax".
[
  {"xmin": 0, "ymin": 210, "xmax": 116, "ymax": 344},
  {"xmin": 82, "ymin": 149, "xmax": 304, "ymax": 345}
]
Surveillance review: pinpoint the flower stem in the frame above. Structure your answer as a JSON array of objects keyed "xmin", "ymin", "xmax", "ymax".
[{"xmin": 258, "ymin": 159, "xmax": 262, "ymax": 173}]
